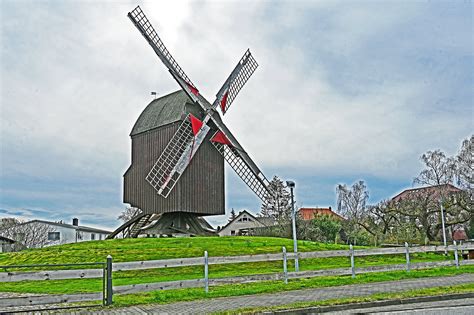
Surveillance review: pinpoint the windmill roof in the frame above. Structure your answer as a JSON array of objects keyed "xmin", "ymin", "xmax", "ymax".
[{"xmin": 130, "ymin": 90, "xmax": 213, "ymax": 136}]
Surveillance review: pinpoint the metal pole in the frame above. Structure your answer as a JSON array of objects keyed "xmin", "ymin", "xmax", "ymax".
[
  {"xmin": 105, "ymin": 255, "xmax": 113, "ymax": 306},
  {"xmin": 350, "ymin": 244, "xmax": 355, "ymax": 278},
  {"xmin": 282, "ymin": 246, "xmax": 288, "ymax": 284},
  {"xmin": 439, "ymin": 200, "xmax": 447, "ymax": 255},
  {"xmin": 453, "ymin": 241, "xmax": 459, "ymax": 269},
  {"xmin": 204, "ymin": 251, "xmax": 209, "ymax": 293},
  {"xmin": 289, "ymin": 186, "xmax": 299, "ymax": 272},
  {"xmin": 405, "ymin": 242, "xmax": 410, "ymax": 272}
]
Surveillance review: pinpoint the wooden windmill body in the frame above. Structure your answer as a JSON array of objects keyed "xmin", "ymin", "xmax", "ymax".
[{"xmin": 109, "ymin": 6, "xmax": 272, "ymax": 238}]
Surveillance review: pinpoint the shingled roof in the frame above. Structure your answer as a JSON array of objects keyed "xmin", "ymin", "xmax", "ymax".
[{"xmin": 130, "ymin": 90, "xmax": 213, "ymax": 136}]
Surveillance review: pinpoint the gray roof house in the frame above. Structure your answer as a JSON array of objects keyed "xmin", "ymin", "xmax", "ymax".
[
  {"xmin": 16, "ymin": 218, "xmax": 111, "ymax": 248},
  {"xmin": 218, "ymin": 210, "xmax": 275, "ymax": 236}
]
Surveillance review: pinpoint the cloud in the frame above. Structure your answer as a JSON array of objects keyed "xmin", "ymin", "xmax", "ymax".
[{"xmin": 1, "ymin": 0, "xmax": 472, "ymax": 228}]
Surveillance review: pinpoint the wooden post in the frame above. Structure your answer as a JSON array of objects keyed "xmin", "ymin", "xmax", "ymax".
[
  {"xmin": 350, "ymin": 244, "xmax": 355, "ymax": 278},
  {"xmin": 405, "ymin": 242, "xmax": 410, "ymax": 272},
  {"xmin": 204, "ymin": 251, "xmax": 209, "ymax": 293},
  {"xmin": 282, "ymin": 246, "xmax": 288, "ymax": 284},
  {"xmin": 453, "ymin": 241, "xmax": 459, "ymax": 269},
  {"xmin": 105, "ymin": 255, "xmax": 113, "ymax": 306}
]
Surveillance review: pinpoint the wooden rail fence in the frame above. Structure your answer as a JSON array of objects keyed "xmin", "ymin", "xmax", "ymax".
[{"xmin": 1, "ymin": 242, "xmax": 473, "ymax": 309}]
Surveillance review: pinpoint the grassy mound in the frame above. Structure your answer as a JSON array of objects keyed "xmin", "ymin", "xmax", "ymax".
[
  {"xmin": 0, "ymin": 236, "xmax": 454, "ymax": 297},
  {"xmin": 0, "ymin": 236, "xmax": 348, "ymax": 266}
]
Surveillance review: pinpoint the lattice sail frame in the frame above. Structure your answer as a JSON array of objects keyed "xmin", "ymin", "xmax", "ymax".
[
  {"xmin": 222, "ymin": 50, "xmax": 258, "ymax": 114},
  {"xmin": 211, "ymin": 133, "xmax": 269, "ymax": 202},
  {"xmin": 215, "ymin": 50, "xmax": 258, "ymax": 114},
  {"xmin": 146, "ymin": 116, "xmax": 194, "ymax": 198},
  {"xmin": 128, "ymin": 6, "xmax": 199, "ymax": 94}
]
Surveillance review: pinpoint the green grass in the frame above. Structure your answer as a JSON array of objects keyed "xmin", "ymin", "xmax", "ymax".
[
  {"xmin": 216, "ymin": 282, "xmax": 474, "ymax": 314},
  {"xmin": 0, "ymin": 237, "xmax": 350, "ymax": 266},
  {"xmin": 0, "ymin": 237, "xmax": 457, "ymax": 298},
  {"xmin": 110, "ymin": 266, "xmax": 474, "ymax": 307}
]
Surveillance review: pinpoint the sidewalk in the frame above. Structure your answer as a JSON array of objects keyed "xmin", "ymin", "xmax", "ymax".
[{"xmin": 22, "ymin": 274, "xmax": 474, "ymax": 314}]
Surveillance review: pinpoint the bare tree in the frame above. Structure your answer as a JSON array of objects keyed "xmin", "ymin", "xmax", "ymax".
[
  {"xmin": 391, "ymin": 188, "xmax": 471, "ymax": 242},
  {"xmin": 455, "ymin": 135, "xmax": 473, "ymax": 193},
  {"xmin": 336, "ymin": 180, "xmax": 369, "ymax": 222},
  {"xmin": 260, "ymin": 176, "xmax": 292, "ymax": 224},
  {"xmin": 118, "ymin": 207, "xmax": 142, "ymax": 223},
  {"xmin": 336, "ymin": 180, "xmax": 370, "ymax": 244},
  {"xmin": 413, "ymin": 150, "xmax": 456, "ymax": 186},
  {"xmin": 0, "ymin": 218, "xmax": 55, "ymax": 248}
]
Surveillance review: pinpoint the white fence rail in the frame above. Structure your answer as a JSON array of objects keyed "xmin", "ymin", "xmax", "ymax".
[{"xmin": 1, "ymin": 242, "xmax": 473, "ymax": 308}]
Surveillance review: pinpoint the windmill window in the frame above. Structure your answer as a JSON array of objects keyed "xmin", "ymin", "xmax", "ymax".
[{"xmin": 48, "ymin": 232, "xmax": 60, "ymax": 241}]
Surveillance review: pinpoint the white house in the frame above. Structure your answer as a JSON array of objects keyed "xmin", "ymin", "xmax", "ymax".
[
  {"xmin": 218, "ymin": 210, "xmax": 274, "ymax": 236},
  {"xmin": 16, "ymin": 218, "xmax": 111, "ymax": 247}
]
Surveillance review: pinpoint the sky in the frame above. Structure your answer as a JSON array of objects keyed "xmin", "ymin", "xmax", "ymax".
[{"xmin": 0, "ymin": 0, "xmax": 472, "ymax": 231}]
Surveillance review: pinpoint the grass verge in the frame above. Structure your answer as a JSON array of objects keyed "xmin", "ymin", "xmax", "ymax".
[
  {"xmin": 215, "ymin": 282, "xmax": 474, "ymax": 314},
  {"xmin": 109, "ymin": 266, "xmax": 474, "ymax": 307}
]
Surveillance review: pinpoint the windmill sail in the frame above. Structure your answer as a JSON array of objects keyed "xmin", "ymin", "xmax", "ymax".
[
  {"xmin": 146, "ymin": 114, "xmax": 209, "ymax": 197},
  {"xmin": 129, "ymin": 6, "xmax": 269, "ymax": 202},
  {"xmin": 128, "ymin": 6, "xmax": 202, "ymax": 106},
  {"xmin": 213, "ymin": 49, "xmax": 258, "ymax": 114},
  {"xmin": 209, "ymin": 121, "xmax": 271, "ymax": 203}
]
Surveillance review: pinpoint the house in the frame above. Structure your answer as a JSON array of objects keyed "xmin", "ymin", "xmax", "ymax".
[
  {"xmin": 298, "ymin": 207, "xmax": 344, "ymax": 221},
  {"xmin": 218, "ymin": 210, "xmax": 275, "ymax": 236},
  {"xmin": 453, "ymin": 228, "xmax": 468, "ymax": 242},
  {"xmin": 15, "ymin": 218, "xmax": 111, "ymax": 248},
  {"xmin": 391, "ymin": 184, "xmax": 462, "ymax": 202}
]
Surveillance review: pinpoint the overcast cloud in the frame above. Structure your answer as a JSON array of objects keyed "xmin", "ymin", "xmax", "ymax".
[{"xmin": 1, "ymin": 0, "xmax": 472, "ymax": 230}]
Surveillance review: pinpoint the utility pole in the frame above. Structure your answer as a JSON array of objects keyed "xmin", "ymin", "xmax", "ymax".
[
  {"xmin": 439, "ymin": 199, "xmax": 447, "ymax": 254},
  {"xmin": 286, "ymin": 180, "xmax": 299, "ymax": 272}
]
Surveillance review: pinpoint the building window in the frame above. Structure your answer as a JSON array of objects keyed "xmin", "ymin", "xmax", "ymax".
[
  {"xmin": 48, "ymin": 232, "xmax": 60, "ymax": 241},
  {"xmin": 231, "ymin": 230, "xmax": 235, "ymax": 236},
  {"xmin": 99, "ymin": 234, "xmax": 102, "ymax": 240},
  {"xmin": 91, "ymin": 233, "xmax": 95, "ymax": 240}
]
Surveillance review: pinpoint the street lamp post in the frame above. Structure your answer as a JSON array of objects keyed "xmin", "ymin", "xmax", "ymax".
[
  {"xmin": 286, "ymin": 180, "xmax": 299, "ymax": 272},
  {"xmin": 439, "ymin": 199, "xmax": 447, "ymax": 254}
]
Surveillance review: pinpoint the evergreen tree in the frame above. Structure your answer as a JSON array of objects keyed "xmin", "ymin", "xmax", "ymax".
[
  {"xmin": 228, "ymin": 208, "xmax": 237, "ymax": 222},
  {"xmin": 260, "ymin": 175, "xmax": 292, "ymax": 224}
]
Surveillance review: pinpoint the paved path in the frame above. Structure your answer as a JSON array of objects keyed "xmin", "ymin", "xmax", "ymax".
[
  {"xmin": 8, "ymin": 274, "xmax": 474, "ymax": 314},
  {"xmin": 330, "ymin": 297, "xmax": 474, "ymax": 314}
]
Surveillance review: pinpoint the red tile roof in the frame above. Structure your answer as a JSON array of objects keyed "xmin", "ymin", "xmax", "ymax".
[
  {"xmin": 392, "ymin": 184, "xmax": 462, "ymax": 202},
  {"xmin": 298, "ymin": 207, "xmax": 344, "ymax": 221}
]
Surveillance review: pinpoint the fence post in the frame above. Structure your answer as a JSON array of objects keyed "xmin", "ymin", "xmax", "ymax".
[
  {"xmin": 350, "ymin": 244, "xmax": 355, "ymax": 278},
  {"xmin": 405, "ymin": 242, "xmax": 410, "ymax": 272},
  {"xmin": 453, "ymin": 241, "xmax": 459, "ymax": 269},
  {"xmin": 105, "ymin": 255, "xmax": 113, "ymax": 306},
  {"xmin": 282, "ymin": 246, "xmax": 288, "ymax": 284},
  {"xmin": 204, "ymin": 250, "xmax": 209, "ymax": 293}
]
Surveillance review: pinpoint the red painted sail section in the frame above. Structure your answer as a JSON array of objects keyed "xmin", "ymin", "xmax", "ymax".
[
  {"xmin": 211, "ymin": 131, "xmax": 232, "ymax": 146},
  {"xmin": 220, "ymin": 91, "xmax": 229, "ymax": 113},
  {"xmin": 186, "ymin": 83, "xmax": 199, "ymax": 96},
  {"xmin": 189, "ymin": 114, "xmax": 203, "ymax": 136}
]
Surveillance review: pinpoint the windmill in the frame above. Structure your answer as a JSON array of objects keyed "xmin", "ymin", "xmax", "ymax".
[{"xmin": 109, "ymin": 6, "xmax": 273, "ymax": 238}]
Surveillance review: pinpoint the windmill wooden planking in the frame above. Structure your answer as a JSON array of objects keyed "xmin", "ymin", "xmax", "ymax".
[{"xmin": 108, "ymin": 6, "xmax": 272, "ymax": 238}]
